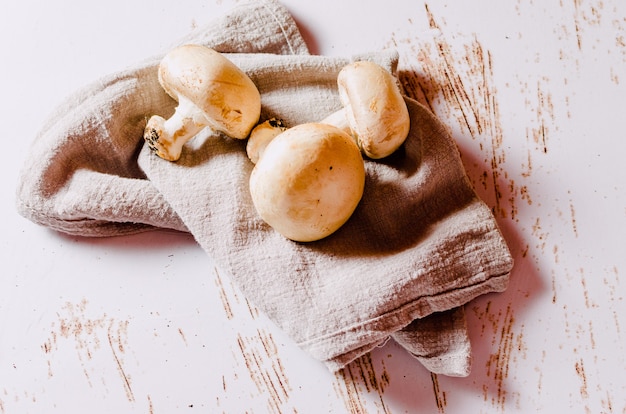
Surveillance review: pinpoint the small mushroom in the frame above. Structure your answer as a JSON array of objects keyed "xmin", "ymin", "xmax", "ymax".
[
  {"xmin": 249, "ymin": 123, "xmax": 365, "ymax": 242},
  {"xmin": 322, "ymin": 60, "xmax": 410, "ymax": 159},
  {"xmin": 246, "ymin": 118, "xmax": 287, "ymax": 164},
  {"xmin": 144, "ymin": 44, "xmax": 261, "ymax": 161}
]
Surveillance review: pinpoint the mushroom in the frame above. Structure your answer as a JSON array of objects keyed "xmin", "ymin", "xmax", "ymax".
[
  {"xmin": 144, "ymin": 44, "xmax": 261, "ymax": 161},
  {"xmin": 246, "ymin": 118, "xmax": 287, "ymax": 164},
  {"xmin": 246, "ymin": 61, "xmax": 409, "ymax": 164},
  {"xmin": 249, "ymin": 123, "xmax": 365, "ymax": 242},
  {"xmin": 322, "ymin": 60, "xmax": 410, "ymax": 159}
]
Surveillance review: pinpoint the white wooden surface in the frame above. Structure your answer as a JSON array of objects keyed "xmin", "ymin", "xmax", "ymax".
[{"xmin": 2, "ymin": 0, "xmax": 625, "ymax": 412}]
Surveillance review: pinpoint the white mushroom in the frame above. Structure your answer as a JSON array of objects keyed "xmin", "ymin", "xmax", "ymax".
[
  {"xmin": 144, "ymin": 44, "xmax": 261, "ymax": 161},
  {"xmin": 246, "ymin": 62, "xmax": 410, "ymax": 165},
  {"xmin": 246, "ymin": 118, "xmax": 287, "ymax": 164},
  {"xmin": 322, "ymin": 60, "xmax": 410, "ymax": 159},
  {"xmin": 249, "ymin": 123, "xmax": 365, "ymax": 242}
]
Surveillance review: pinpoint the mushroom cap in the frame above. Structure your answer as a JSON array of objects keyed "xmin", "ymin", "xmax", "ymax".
[
  {"xmin": 337, "ymin": 60, "xmax": 410, "ymax": 159},
  {"xmin": 249, "ymin": 123, "xmax": 365, "ymax": 242},
  {"xmin": 158, "ymin": 44, "xmax": 261, "ymax": 139}
]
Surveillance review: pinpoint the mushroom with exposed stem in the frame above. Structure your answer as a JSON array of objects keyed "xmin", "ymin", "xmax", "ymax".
[
  {"xmin": 249, "ymin": 123, "xmax": 365, "ymax": 242},
  {"xmin": 245, "ymin": 60, "xmax": 410, "ymax": 164},
  {"xmin": 144, "ymin": 44, "xmax": 261, "ymax": 161}
]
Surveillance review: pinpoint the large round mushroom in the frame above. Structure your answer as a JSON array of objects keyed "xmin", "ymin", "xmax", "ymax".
[{"xmin": 249, "ymin": 123, "xmax": 365, "ymax": 242}]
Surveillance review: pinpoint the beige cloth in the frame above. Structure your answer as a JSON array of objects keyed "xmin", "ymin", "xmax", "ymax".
[{"xmin": 16, "ymin": 0, "xmax": 513, "ymax": 375}]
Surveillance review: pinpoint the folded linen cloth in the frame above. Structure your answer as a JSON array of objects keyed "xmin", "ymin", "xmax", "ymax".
[
  {"xmin": 393, "ymin": 307, "xmax": 471, "ymax": 376},
  {"xmin": 15, "ymin": 0, "xmax": 307, "ymax": 237},
  {"xmin": 15, "ymin": 0, "xmax": 513, "ymax": 375},
  {"xmin": 138, "ymin": 89, "xmax": 512, "ymax": 371}
]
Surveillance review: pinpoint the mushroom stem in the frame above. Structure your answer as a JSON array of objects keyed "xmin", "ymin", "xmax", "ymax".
[
  {"xmin": 321, "ymin": 108, "xmax": 351, "ymax": 136},
  {"xmin": 322, "ymin": 108, "xmax": 375, "ymax": 155},
  {"xmin": 144, "ymin": 96, "xmax": 210, "ymax": 161},
  {"xmin": 246, "ymin": 108, "xmax": 355, "ymax": 165}
]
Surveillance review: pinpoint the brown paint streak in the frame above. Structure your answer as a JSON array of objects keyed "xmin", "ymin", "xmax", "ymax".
[
  {"xmin": 607, "ymin": 267, "xmax": 623, "ymax": 340},
  {"xmin": 42, "ymin": 300, "xmax": 133, "ymax": 401},
  {"xmin": 569, "ymin": 198, "xmax": 579, "ymax": 237},
  {"xmin": 531, "ymin": 217, "xmax": 548, "ymax": 253},
  {"xmin": 178, "ymin": 328, "xmax": 188, "ymax": 346},
  {"xmin": 574, "ymin": 13, "xmax": 583, "ymax": 50},
  {"xmin": 588, "ymin": 321, "xmax": 596, "ymax": 350},
  {"xmin": 553, "ymin": 245, "xmax": 560, "ymax": 264},
  {"xmin": 333, "ymin": 354, "xmax": 391, "ymax": 414},
  {"xmin": 431, "ymin": 373, "xmax": 446, "ymax": 413},
  {"xmin": 147, "ymin": 395, "xmax": 154, "ymax": 414},
  {"xmin": 536, "ymin": 350, "xmax": 546, "ymax": 395},
  {"xmin": 602, "ymin": 391, "xmax": 614, "ymax": 413},
  {"xmin": 471, "ymin": 300, "xmax": 490, "ymax": 337},
  {"xmin": 425, "ymin": 4, "xmax": 438, "ymax": 30},
  {"xmin": 258, "ymin": 330, "xmax": 290, "ymax": 400},
  {"xmin": 334, "ymin": 367, "xmax": 368, "ymax": 414},
  {"xmin": 245, "ymin": 297, "xmax": 260, "ymax": 319},
  {"xmin": 578, "ymin": 268, "xmax": 596, "ymax": 309},
  {"xmin": 575, "ymin": 359, "xmax": 589, "ymax": 399},
  {"xmin": 214, "ymin": 268, "xmax": 234, "ymax": 320},
  {"xmin": 235, "ymin": 329, "xmax": 291, "ymax": 413},
  {"xmin": 395, "ymin": 5, "xmax": 527, "ymax": 221},
  {"xmin": 107, "ymin": 320, "xmax": 134, "ymax": 402},
  {"xmin": 483, "ymin": 304, "xmax": 521, "ymax": 410},
  {"xmin": 571, "ymin": 0, "xmax": 605, "ymax": 51},
  {"xmin": 531, "ymin": 80, "xmax": 554, "ymax": 155}
]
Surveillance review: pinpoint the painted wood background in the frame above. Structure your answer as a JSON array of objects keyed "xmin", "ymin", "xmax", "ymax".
[{"xmin": 2, "ymin": 0, "xmax": 624, "ymax": 412}]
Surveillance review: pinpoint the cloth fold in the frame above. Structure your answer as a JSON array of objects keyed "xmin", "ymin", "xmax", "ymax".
[
  {"xmin": 392, "ymin": 307, "xmax": 472, "ymax": 377},
  {"xmin": 15, "ymin": 0, "xmax": 513, "ymax": 375}
]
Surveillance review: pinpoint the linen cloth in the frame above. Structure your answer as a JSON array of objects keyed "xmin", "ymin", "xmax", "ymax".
[{"xmin": 16, "ymin": 0, "xmax": 513, "ymax": 375}]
